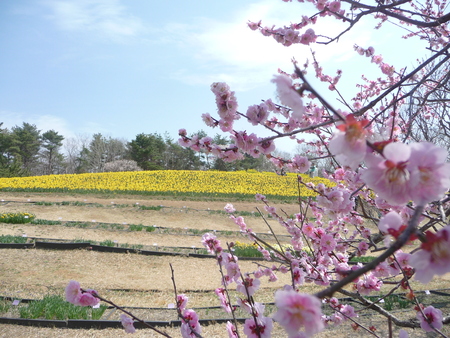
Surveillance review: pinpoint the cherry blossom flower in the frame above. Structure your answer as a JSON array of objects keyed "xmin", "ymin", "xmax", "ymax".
[
  {"xmin": 177, "ymin": 294, "xmax": 188, "ymax": 311},
  {"xmin": 271, "ymin": 74, "xmax": 305, "ymax": 120},
  {"xmin": 65, "ymin": 280, "xmax": 82, "ymax": 305},
  {"xmin": 289, "ymin": 155, "xmax": 311, "ymax": 173},
  {"xmin": 243, "ymin": 317, "xmax": 273, "ymax": 338},
  {"xmin": 201, "ymin": 233, "xmax": 222, "ymax": 254},
  {"xmin": 273, "ymin": 290, "xmax": 324, "ymax": 336},
  {"xmin": 328, "ymin": 1, "xmax": 341, "ymax": 12},
  {"xmin": 355, "ymin": 272, "xmax": 382, "ymax": 295},
  {"xmin": 407, "ymin": 142, "xmax": 450, "ymax": 205},
  {"xmin": 377, "ymin": 211, "xmax": 417, "ymax": 242},
  {"xmin": 361, "ymin": 142, "xmax": 411, "ymax": 205},
  {"xmin": 215, "ymin": 288, "xmax": 231, "ymax": 313},
  {"xmin": 224, "ymin": 203, "xmax": 236, "ymax": 213},
  {"xmin": 226, "ymin": 321, "xmax": 238, "ymax": 338},
  {"xmin": 78, "ymin": 293, "xmax": 99, "ymax": 307},
  {"xmin": 320, "ymin": 233, "xmax": 336, "ymax": 252},
  {"xmin": 329, "ymin": 114, "xmax": 369, "ymax": 169},
  {"xmin": 65, "ymin": 281, "xmax": 99, "ymax": 307},
  {"xmin": 257, "ymin": 139, "xmax": 276, "ymax": 155},
  {"xmin": 236, "ymin": 276, "xmax": 261, "ymax": 296},
  {"xmin": 417, "ymin": 305, "xmax": 443, "ymax": 332},
  {"xmin": 181, "ymin": 309, "xmax": 201, "ymax": 338},
  {"xmin": 120, "ymin": 314, "xmax": 136, "ymax": 334},
  {"xmin": 409, "ymin": 226, "xmax": 450, "ymax": 283},
  {"xmin": 246, "ymin": 103, "xmax": 269, "ymax": 126}
]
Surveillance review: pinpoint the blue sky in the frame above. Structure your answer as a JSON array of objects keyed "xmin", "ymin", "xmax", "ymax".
[{"xmin": 0, "ymin": 0, "xmax": 428, "ymax": 153}]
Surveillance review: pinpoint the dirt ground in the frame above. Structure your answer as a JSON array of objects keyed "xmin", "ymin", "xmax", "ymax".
[{"xmin": 1, "ymin": 192, "xmax": 449, "ymax": 337}]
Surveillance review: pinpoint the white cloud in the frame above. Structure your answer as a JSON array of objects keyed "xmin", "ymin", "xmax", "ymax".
[
  {"xmin": 1, "ymin": 111, "xmax": 75, "ymax": 139},
  {"xmin": 169, "ymin": 0, "xmax": 377, "ymax": 91},
  {"xmin": 42, "ymin": 0, "xmax": 144, "ymax": 41}
]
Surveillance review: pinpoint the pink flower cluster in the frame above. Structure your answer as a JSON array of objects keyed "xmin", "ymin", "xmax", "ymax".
[
  {"xmin": 273, "ymin": 290, "xmax": 324, "ymax": 337},
  {"xmin": 65, "ymin": 280, "xmax": 99, "ymax": 307},
  {"xmin": 177, "ymin": 294, "xmax": 202, "ymax": 338},
  {"xmin": 409, "ymin": 226, "xmax": 450, "ymax": 283},
  {"xmin": 362, "ymin": 142, "xmax": 450, "ymax": 206},
  {"xmin": 201, "ymin": 232, "xmax": 223, "ymax": 254},
  {"xmin": 211, "ymin": 82, "xmax": 240, "ymax": 132}
]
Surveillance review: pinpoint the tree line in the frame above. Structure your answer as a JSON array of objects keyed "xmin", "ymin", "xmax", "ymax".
[{"xmin": 0, "ymin": 123, "xmax": 275, "ymax": 177}]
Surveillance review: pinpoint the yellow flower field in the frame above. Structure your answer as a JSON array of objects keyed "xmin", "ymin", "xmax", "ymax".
[{"xmin": 0, "ymin": 170, "xmax": 333, "ymax": 198}]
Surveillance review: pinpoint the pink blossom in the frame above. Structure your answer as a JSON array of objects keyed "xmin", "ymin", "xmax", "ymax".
[
  {"xmin": 257, "ymin": 139, "xmax": 276, "ymax": 155},
  {"xmin": 177, "ymin": 294, "xmax": 188, "ymax": 311},
  {"xmin": 246, "ymin": 103, "xmax": 269, "ymax": 126},
  {"xmin": 417, "ymin": 306, "xmax": 443, "ymax": 332},
  {"xmin": 365, "ymin": 46, "xmax": 375, "ymax": 56},
  {"xmin": 247, "ymin": 20, "xmax": 261, "ymax": 30},
  {"xmin": 226, "ymin": 321, "xmax": 238, "ymax": 338},
  {"xmin": 300, "ymin": 28, "xmax": 317, "ymax": 45},
  {"xmin": 243, "ymin": 317, "xmax": 273, "ymax": 338},
  {"xmin": 271, "ymin": 74, "xmax": 305, "ymax": 120},
  {"xmin": 329, "ymin": 114, "xmax": 369, "ymax": 169},
  {"xmin": 224, "ymin": 203, "xmax": 236, "ymax": 213},
  {"xmin": 120, "ymin": 314, "xmax": 136, "ymax": 334},
  {"xmin": 407, "ymin": 142, "xmax": 450, "ymax": 205},
  {"xmin": 65, "ymin": 281, "xmax": 99, "ymax": 307},
  {"xmin": 380, "ymin": 63, "xmax": 395, "ymax": 76},
  {"xmin": 328, "ymin": 1, "xmax": 341, "ymax": 12},
  {"xmin": 320, "ymin": 233, "xmax": 336, "ymax": 252},
  {"xmin": 215, "ymin": 288, "xmax": 231, "ymax": 313},
  {"xmin": 371, "ymin": 54, "xmax": 383, "ymax": 64},
  {"xmin": 289, "ymin": 155, "xmax": 311, "ymax": 173},
  {"xmin": 292, "ymin": 267, "xmax": 305, "ymax": 285},
  {"xmin": 181, "ymin": 309, "xmax": 201, "ymax": 338},
  {"xmin": 355, "ymin": 272, "xmax": 382, "ymax": 295},
  {"xmin": 273, "ymin": 290, "xmax": 324, "ymax": 336},
  {"xmin": 378, "ymin": 211, "xmax": 403, "ymax": 233},
  {"xmin": 225, "ymin": 261, "xmax": 241, "ymax": 282},
  {"xmin": 201, "ymin": 233, "xmax": 222, "ymax": 254},
  {"xmin": 236, "ymin": 276, "xmax": 261, "ymax": 296},
  {"xmin": 65, "ymin": 280, "xmax": 81, "ymax": 305},
  {"xmin": 201, "ymin": 113, "xmax": 216, "ymax": 127},
  {"xmin": 340, "ymin": 304, "xmax": 357, "ymax": 319},
  {"xmin": 409, "ymin": 226, "xmax": 450, "ymax": 283},
  {"xmin": 77, "ymin": 293, "xmax": 99, "ymax": 307},
  {"xmin": 361, "ymin": 142, "xmax": 411, "ymax": 205}
]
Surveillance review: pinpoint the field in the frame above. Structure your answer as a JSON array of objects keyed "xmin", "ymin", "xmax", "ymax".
[{"xmin": 0, "ymin": 171, "xmax": 449, "ymax": 337}]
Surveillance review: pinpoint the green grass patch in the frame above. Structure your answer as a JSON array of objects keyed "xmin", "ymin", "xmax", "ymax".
[
  {"xmin": 31, "ymin": 219, "xmax": 62, "ymax": 225},
  {"xmin": 128, "ymin": 224, "xmax": 144, "ymax": 231},
  {"xmin": 34, "ymin": 201, "xmax": 54, "ymax": 206},
  {"xmin": 18, "ymin": 295, "xmax": 107, "ymax": 320},
  {"xmin": 0, "ymin": 235, "xmax": 28, "ymax": 244},
  {"xmin": 0, "ymin": 300, "xmax": 10, "ymax": 314},
  {"xmin": 99, "ymin": 240, "xmax": 116, "ymax": 247},
  {"xmin": 139, "ymin": 205, "xmax": 163, "ymax": 211}
]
